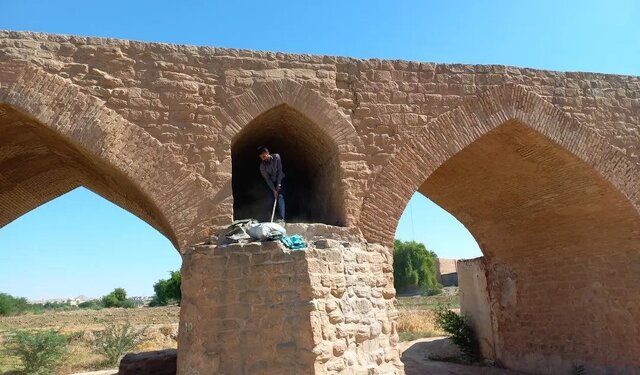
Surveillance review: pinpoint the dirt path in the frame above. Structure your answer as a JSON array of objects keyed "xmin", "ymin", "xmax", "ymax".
[{"xmin": 400, "ymin": 337, "xmax": 524, "ymax": 375}]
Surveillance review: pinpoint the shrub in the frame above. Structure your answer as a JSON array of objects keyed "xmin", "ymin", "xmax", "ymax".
[
  {"xmin": 78, "ymin": 300, "xmax": 103, "ymax": 310},
  {"xmin": 101, "ymin": 288, "xmax": 133, "ymax": 308},
  {"xmin": 433, "ymin": 304, "xmax": 479, "ymax": 363},
  {"xmin": 3, "ymin": 329, "xmax": 68, "ymax": 374},
  {"xmin": 93, "ymin": 321, "xmax": 147, "ymax": 366},
  {"xmin": 150, "ymin": 270, "xmax": 181, "ymax": 307},
  {"xmin": 393, "ymin": 240, "xmax": 440, "ymax": 292},
  {"xmin": 0, "ymin": 293, "xmax": 30, "ymax": 316},
  {"xmin": 423, "ymin": 287, "xmax": 443, "ymax": 296}
]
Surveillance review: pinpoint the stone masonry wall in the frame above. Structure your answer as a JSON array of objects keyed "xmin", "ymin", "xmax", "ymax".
[
  {"xmin": 178, "ymin": 224, "xmax": 402, "ymax": 375},
  {"xmin": 1, "ymin": 31, "xmax": 639, "ymax": 245},
  {"xmin": 460, "ymin": 256, "xmax": 640, "ymax": 375}
]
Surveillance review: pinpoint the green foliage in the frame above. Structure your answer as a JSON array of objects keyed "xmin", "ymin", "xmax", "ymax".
[
  {"xmin": 0, "ymin": 293, "xmax": 29, "ymax": 316},
  {"xmin": 0, "ymin": 293, "xmax": 76, "ymax": 316},
  {"xmin": 78, "ymin": 300, "xmax": 103, "ymax": 310},
  {"xmin": 393, "ymin": 240, "xmax": 440, "ymax": 292},
  {"xmin": 150, "ymin": 271, "xmax": 181, "ymax": 307},
  {"xmin": 101, "ymin": 288, "xmax": 133, "ymax": 308},
  {"xmin": 3, "ymin": 329, "xmax": 68, "ymax": 374},
  {"xmin": 92, "ymin": 321, "xmax": 147, "ymax": 366},
  {"xmin": 433, "ymin": 304, "xmax": 479, "ymax": 363},
  {"xmin": 423, "ymin": 287, "xmax": 443, "ymax": 296}
]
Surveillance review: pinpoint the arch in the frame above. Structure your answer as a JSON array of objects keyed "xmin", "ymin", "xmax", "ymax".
[
  {"xmin": 361, "ymin": 84, "xmax": 640, "ymax": 369},
  {"xmin": 359, "ymin": 84, "xmax": 640, "ymax": 246},
  {"xmin": 219, "ymin": 79, "xmax": 360, "ymax": 225},
  {"xmin": 231, "ymin": 104, "xmax": 345, "ymax": 225},
  {"xmin": 0, "ymin": 61, "xmax": 212, "ymax": 250},
  {"xmin": 218, "ymin": 79, "xmax": 360, "ymax": 148}
]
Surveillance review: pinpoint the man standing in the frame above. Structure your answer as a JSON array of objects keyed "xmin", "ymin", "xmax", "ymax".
[{"xmin": 257, "ymin": 146, "xmax": 285, "ymax": 222}]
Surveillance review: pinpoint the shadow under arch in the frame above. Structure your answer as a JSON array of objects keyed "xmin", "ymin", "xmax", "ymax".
[
  {"xmin": 231, "ymin": 104, "xmax": 345, "ymax": 225},
  {"xmin": 362, "ymin": 84, "xmax": 640, "ymax": 371}
]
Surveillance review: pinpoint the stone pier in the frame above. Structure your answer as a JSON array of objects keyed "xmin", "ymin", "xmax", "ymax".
[{"xmin": 178, "ymin": 224, "xmax": 403, "ymax": 374}]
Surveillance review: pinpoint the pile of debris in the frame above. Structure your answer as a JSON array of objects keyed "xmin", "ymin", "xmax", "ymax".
[{"xmin": 218, "ymin": 219, "xmax": 307, "ymax": 250}]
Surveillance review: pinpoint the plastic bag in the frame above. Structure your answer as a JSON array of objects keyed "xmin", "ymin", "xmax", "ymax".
[{"xmin": 247, "ymin": 222, "xmax": 286, "ymax": 241}]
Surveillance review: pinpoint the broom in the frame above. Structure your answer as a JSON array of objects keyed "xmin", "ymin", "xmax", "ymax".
[{"xmin": 270, "ymin": 193, "xmax": 278, "ymax": 223}]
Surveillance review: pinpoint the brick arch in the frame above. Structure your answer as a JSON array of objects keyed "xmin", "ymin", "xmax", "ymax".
[
  {"xmin": 0, "ymin": 62, "xmax": 211, "ymax": 250},
  {"xmin": 218, "ymin": 79, "xmax": 360, "ymax": 148},
  {"xmin": 218, "ymin": 79, "xmax": 361, "ymax": 225},
  {"xmin": 359, "ymin": 84, "xmax": 640, "ymax": 246}
]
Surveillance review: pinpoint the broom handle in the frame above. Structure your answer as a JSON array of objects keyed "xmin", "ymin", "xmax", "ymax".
[{"xmin": 270, "ymin": 193, "xmax": 278, "ymax": 222}]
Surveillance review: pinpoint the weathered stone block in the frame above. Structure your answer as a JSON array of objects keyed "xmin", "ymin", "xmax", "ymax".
[{"xmin": 118, "ymin": 349, "xmax": 177, "ymax": 375}]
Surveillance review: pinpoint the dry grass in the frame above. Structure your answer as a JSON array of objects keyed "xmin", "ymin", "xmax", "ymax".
[
  {"xmin": 396, "ymin": 309, "xmax": 443, "ymax": 341},
  {"xmin": 395, "ymin": 290, "xmax": 459, "ymax": 342},
  {"xmin": 0, "ymin": 307, "xmax": 180, "ymax": 374}
]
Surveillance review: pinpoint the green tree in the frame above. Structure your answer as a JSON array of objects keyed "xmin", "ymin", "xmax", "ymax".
[
  {"xmin": 101, "ymin": 288, "xmax": 131, "ymax": 308},
  {"xmin": 393, "ymin": 240, "xmax": 439, "ymax": 292},
  {"xmin": 0, "ymin": 293, "xmax": 30, "ymax": 316},
  {"xmin": 150, "ymin": 271, "xmax": 181, "ymax": 307}
]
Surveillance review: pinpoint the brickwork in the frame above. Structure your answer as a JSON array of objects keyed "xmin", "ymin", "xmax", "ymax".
[
  {"xmin": 1, "ymin": 31, "xmax": 639, "ymax": 373},
  {"xmin": 178, "ymin": 224, "xmax": 402, "ymax": 374}
]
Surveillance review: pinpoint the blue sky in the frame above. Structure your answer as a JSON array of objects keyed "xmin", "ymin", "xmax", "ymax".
[{"xmin": 0, "ymin": 1, "xmax": 638, "ymax": 299}]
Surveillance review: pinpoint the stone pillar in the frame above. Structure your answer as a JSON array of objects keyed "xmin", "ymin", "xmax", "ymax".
[{"xmin": 177, "ymin": 224, "xmax": 403, "ymax": 375}]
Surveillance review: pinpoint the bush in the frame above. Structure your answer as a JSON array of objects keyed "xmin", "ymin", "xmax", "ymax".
[
  {"xmin": 433, "ymin": 304, "xmax": 479, "ymax": 363},
  {"xmin": 101, "ymin": 288, "xmax": 133, "ymax": 308},
  {"xmin": 423, "ymin": 287, "xmax": 443, "ymax": 296},
  {"xmin": 393, "ymin": 240, "xmax": 440, "ymax": 292},
  {"xmin": 93, "ymin": 321, "xmax": 147, "ymax": 366},
  {"xmin": 78, "ymin": 300, "xmax": 103, "ymax": 310},
  {"xmin": 150, "ymin": 270, "xmax": 181, "ymax": 307},
  {"xmin": 3, "ymin": 329, "xmax": 68, "ymax": 374},
  {"xmin": 0, "ymin": 293, "xmax": 30, "ymax": 316}
]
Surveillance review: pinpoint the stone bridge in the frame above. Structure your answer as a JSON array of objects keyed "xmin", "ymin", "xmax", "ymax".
[{"xmin": 1, "ymin": 31, "xmax": 639, "ymax": 374}]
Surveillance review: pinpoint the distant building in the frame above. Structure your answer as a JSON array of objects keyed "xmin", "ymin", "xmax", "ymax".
[
  {"xmin": 27, "ymin": 295, "xmax": 93, "ymax": 305},
  {"xmin": 436, "ymin": 258, "xmax": 458, "ymax": 286}
]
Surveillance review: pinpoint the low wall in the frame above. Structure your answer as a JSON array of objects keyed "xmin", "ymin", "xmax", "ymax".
[
  {"xmin": 177, "ymin": 224, "xmax": 403, "ymax": 374},
  {"xmin": 457, "ymin": 257, "xmax": 495, "ymax": 359}
]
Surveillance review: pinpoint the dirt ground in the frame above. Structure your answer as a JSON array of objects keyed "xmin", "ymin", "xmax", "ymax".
[
  {"xmin": 401, "ymin": 337, "xmax": 524, "ymax": 375},
  {"xmin": 0, "ymin": 306, "xmax": 179, "ymax": 332}
]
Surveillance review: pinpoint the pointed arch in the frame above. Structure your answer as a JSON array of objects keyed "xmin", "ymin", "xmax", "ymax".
[
  {"xmin": 219, "ymin": 79, "xmax": 360, "ymax": 148},
  {"xmin": 0, "ymin": 61, "xmax": 213, "ymax": 250},
  {"xmin": 219, "ymin": 79, "xmax": 361, "ymax": 225},
  {"xmin": 359, "ymin": 84, "xmax": 640, "ymax": 245}
]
